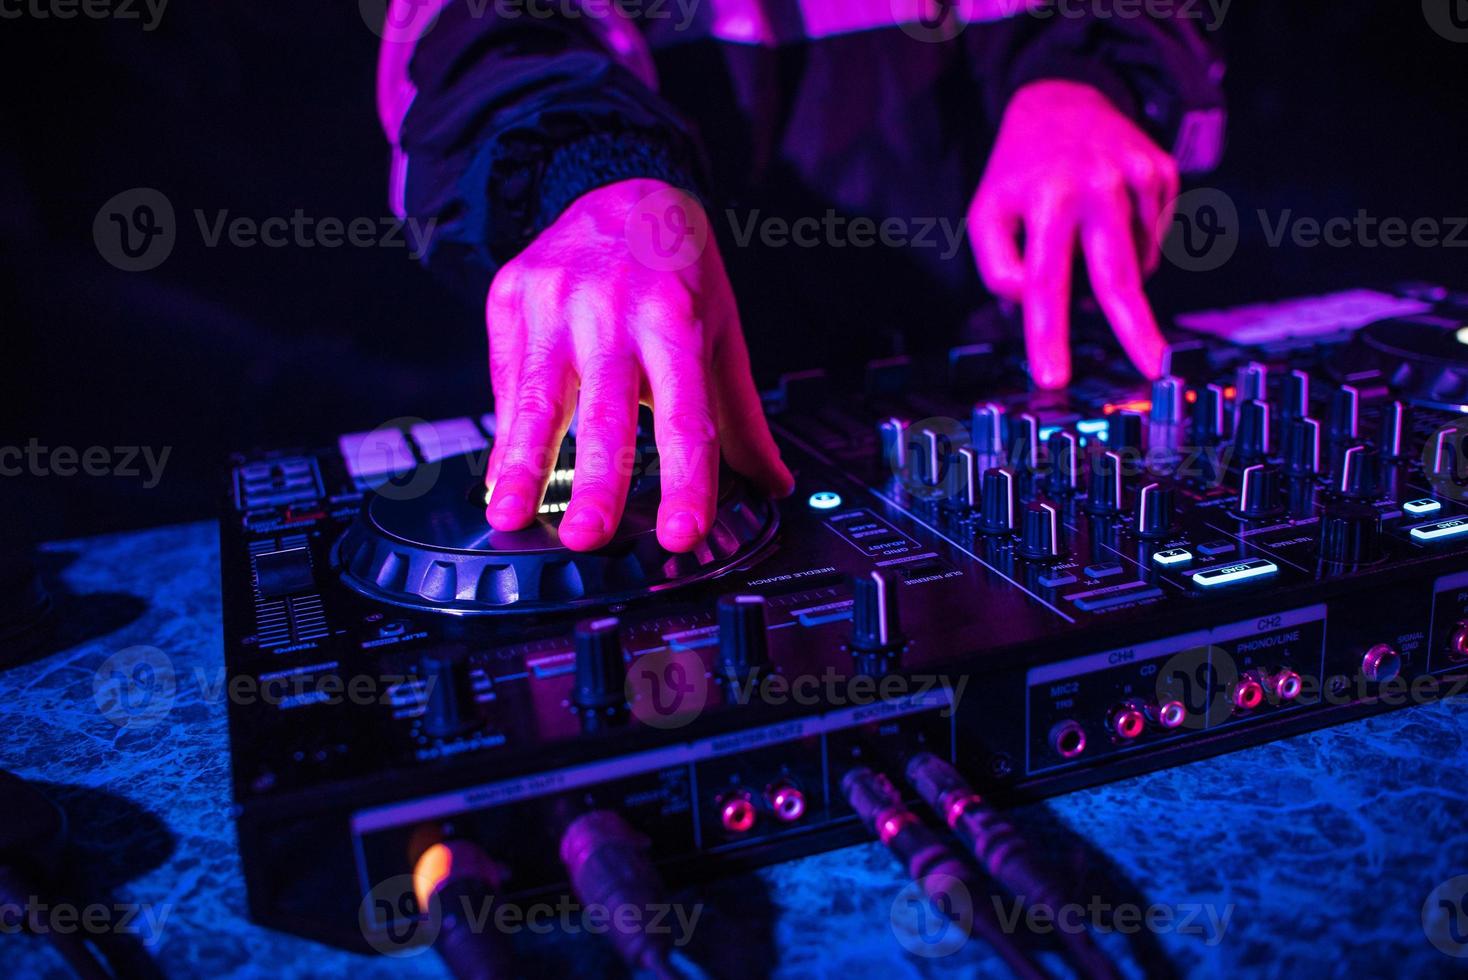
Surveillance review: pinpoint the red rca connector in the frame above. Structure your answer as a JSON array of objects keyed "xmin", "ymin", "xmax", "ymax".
[
  {"xmin": 1107, "ymin": 701, "xmax": 1147, "ymax": 741},
  {"xmin": 1231, "ymin": 672, "xmax": 1265, "ymax": 712},
  {"xmin": 718, "ymin": 790, "xmax": 757, "ymax": 834}
]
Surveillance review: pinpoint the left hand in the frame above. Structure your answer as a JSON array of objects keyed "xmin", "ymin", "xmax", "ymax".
[{"xmin": 968, "ymin": 79, "xmax": 1180, "ymax": 389}]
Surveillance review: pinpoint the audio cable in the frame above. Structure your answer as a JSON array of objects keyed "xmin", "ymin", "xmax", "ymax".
[
  {"xmin": 903, "ymin": 753, "xmax": 1120, "ymax": 980},
  {"xmin": 412, "ymin": 840, "xmax": 518, "ymax": 980},
  {"xmin": 841, "ymin": 767, "xmax": 1049, "ymax": 980},
  {"xmin": 559, "ymin": 810, "xmax": 696, "ymax": 980}
]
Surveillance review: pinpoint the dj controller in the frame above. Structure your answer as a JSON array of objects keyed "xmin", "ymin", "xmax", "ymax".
[{"xmin": 220, "ymin": 285, "xmax": 1468, "ymax": 959}]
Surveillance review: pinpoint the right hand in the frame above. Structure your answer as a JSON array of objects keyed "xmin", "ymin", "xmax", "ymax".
[{"xmin": 482, "ymin": 178, "xmax": 794, "ymax": 554}]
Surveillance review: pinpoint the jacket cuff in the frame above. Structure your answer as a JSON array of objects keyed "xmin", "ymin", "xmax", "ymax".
[{"xmin": 530, "ymin": 130, "xmax": 705, "ymax": 238}]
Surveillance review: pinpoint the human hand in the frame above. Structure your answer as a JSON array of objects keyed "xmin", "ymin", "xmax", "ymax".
[
  {"xmin": 968, "ymin": 79, "xmax": 1180, "ymax": 388},
  {"xmin": 482, "ymin": 178, "xmax": 794, "ymax": 553}
]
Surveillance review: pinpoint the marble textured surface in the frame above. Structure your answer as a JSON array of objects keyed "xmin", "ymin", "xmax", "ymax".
[{"xmin": 2, "ymin": 520, "xmax": 1466, "ymax": 978}]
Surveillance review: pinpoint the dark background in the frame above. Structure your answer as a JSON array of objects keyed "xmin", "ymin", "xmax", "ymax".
[{"xmin": 3, "ymin": 2, "xmax": 1466, "ymax": 541}]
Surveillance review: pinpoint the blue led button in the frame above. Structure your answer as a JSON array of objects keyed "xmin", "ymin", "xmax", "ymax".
[
  {"xmin": 1403, "ymin": 498, "xmax": 1442, "ymax": 517},
  {"xmin": 808, "ymin": 491, "xmax": 843, "ymax": 511},
  {"xmin": 1410, "ymin": 517, "xmax": 1468, "ymax": 542},
  {"xmin": 1153, "ymin": 547, "xmax": 1193, "ymax": 567},
  {"xmin": 1192, "ymin": 558, "xmax": 1279, "ymax": 588}
]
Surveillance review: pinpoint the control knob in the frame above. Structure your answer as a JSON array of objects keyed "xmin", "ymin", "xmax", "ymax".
[
  {"xmin": 573, "ymin": 617, "xmax": 627, "ymax": 715},
  {"xmin": 717, "ymin": 595, "xmax": 771, "ymax": 683}
]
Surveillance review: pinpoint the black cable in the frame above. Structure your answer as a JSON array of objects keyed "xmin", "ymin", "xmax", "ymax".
[
  {"xmin": 841, "ymin": 767, "xmax": 1051, "ymax": 980},
  {"xmin": 904, "ymin": 752, "xmax": 1121, "ymax": 980},
  {"xmin": 413, "ymin": 840, "xmax": 518, "ymax": 980}
]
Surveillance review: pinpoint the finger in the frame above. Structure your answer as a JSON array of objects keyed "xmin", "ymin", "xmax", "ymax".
[
  {"xmin": 1080, "ymin": 185, "xmax": 1168, "ymax": 381},
  {"xmin": 484, "ymin": 346, "xmax": 575, "ymax": 531},
  {"xmin": 969, "ymin": 193, "xmax": 1026, "ymax": 302},
  {"xmin": 640, "ymin": 328, "xmax": 719, "ymax": 554},
  {"xmin": 559, "ymin": 355, "xmax": 640, "ymax": 551},
  {"xmin": 1021, "ymin": 194, "xmax": 1078, "ymax": 389},
  {"xmin": 484, "ymin": 269, "xmax": 522, "ymax": 493},
  {"xmin": 1124, "ymin": 152, "xmax": 1179, "ymax": 277},
  {"xmin": 705, "ymin": 292, "xmax": 793, "ymax": 497}
]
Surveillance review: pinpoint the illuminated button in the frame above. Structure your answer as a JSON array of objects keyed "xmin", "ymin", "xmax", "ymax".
[
  {"xmin": 1403, "ymin": 498, "xmax": 1442, "ymax": 517},
  {"xmin": 1152, "ymin": 547, "xmax": 1193, "ymax": 567},
  {"xmin": 808, "ymin": 491, "xmax": 843, "ymax": 511},
  {"xmin": 1410, "ymin": 517, "xmax": 1468, "ymax": 542},
  {"xmin": 1192, "ymin": 558, "xmax": 1279, "ymax": 588}
]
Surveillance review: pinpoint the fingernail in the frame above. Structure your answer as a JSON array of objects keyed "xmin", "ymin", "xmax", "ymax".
[
  {"xmin": 666, "ymin": 510, "xmax": 701, "ymax": 539},
  {"xmin": 491, "ymin": 494, "xmax": 524, "ymax": 517},
  {"xmin": 564, "ymin": 508, "xmax": 605, "ymax": 533}
]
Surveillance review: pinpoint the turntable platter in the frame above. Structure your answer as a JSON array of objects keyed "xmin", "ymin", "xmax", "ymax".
[{"xmin": 333, "ymin": 448, "xmax": 778, "ymax": 615}]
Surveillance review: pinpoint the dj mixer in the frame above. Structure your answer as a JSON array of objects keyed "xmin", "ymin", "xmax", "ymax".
[{"xmin": 219, "ymin": 285, "xmax": 1468, "ymax": 957}]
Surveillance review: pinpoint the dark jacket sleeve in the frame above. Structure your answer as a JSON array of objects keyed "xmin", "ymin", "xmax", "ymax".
[
  {"xmin": 968, "ymin": 3, "xmax": 1227, "ymax": 171},
  {"xmin": 396, "ymin": 7, "xmax": 708, "ymax": 299}
]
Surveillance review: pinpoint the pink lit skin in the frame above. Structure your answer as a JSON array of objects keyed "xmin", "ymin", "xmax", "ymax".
[
  {"xmin": 483, "ymin": 179, "xmax": 794, "ymax": 554},
  {"xmin": 969, "ymin": 79, "xmax": 1179, "ymax": 389}
]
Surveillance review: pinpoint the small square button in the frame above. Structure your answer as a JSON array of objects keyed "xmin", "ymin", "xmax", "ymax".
[
  {"xmin": 1038, "ymin": 571, "xmax": 1077, "ymax": 588},
  {"xmin": 1084, "ymin": 562, "xmax": 1124, "ymax": 579},
  {"xmin": 1153, "ymin": 547, "xmax": 1193, "ymax": 567},
  {"xmin": 1404, "ymin": 498, "xmax": 1442, "ymax": 516},
  {"xmin": 1197, "ymin": 540, "xmax": 1235, "ymax": 556}
]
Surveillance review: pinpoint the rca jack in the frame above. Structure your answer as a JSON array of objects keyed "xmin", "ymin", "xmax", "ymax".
[
  {"xmin": 718, "ymin": 790, "xmax": 757, "ymax": 834},
  {"xmin": 1049, "ymin": 720, "xmax": 1087, "ymax": 759},
  {"xmin": 1149, "ymin": 699, "xmax": 1188, "ymax": 730},
  {"xmin": 1230, "ymin": 672, "xmax": 1265, "ymax": 712},
  {"xmin": 1268, "ymin": 668, "xmax": 1303, "ymax": 703},
  {"xmin": 766, "ymin": 780, "xmax": 807, "ymax": 823},
  {"xmin": 1106, "ymin": 701, "xmax": 1147, "ymax": 741},
  {"xmin": 1449, "ymin": 621, "xmax": 1468, "ymax": 663}
]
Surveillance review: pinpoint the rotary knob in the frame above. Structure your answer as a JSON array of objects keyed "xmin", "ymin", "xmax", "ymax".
[
  {"xmin": 1085, "ymin": 449, "xmax": 1125, "ymax": 515},
  {"xmin": 1236, "ymin": 361, "xmax": 1268, "ymax": 404},
  {"xmin": 1280, "ymin": 369, "xmax": 1311, "ymax": 420},
  {"xmin": 1378, "ymin": 400, "xmax": 1408, "ymax": 460},
  {"xmin": 573, "ymin": 617, "xmax": 627, "ymax": 714},
  {"xmin": 1283, "ymin": 417, "xmax": 1323, "ymax": 477},
  {"xmin": 1110, "ymin": 411, "xmax": 1144, "ymax": 456},
  {"xmin": 1328, "ymin": 384, "xmax": 1361, "ymax": 443},
  {"xmin": 1319, "ymin": 502, "xmax": 1382, "ymax": 565},
  {"xmin": 850, "ymin": 571, "xmax": 904, "ymax": 653},
  {"xmin": 1238, "ymin": 463, "xmax": 1283, "ymax": 520},
  {"xmin": 978, "ymin": 467, "xmax": 1018, "ymax": 534},
  {"xmin": 1150, "ymin": 376, "xmax": 1185, "ymax": 425},
  {"xmin": 878, "ymin": 417, "xmax": 908, "ymax": 475},
  {"xmin": 1235, "ymin": 399, "xmax": 1272, "ymax": 462},
  {"xmin": 717, "ymin": 594, "xmax": 771, "ymax": 683},
  {"xmin": 1047, "ymin": 430, "xmax": 1080, "ymax": 496},
  {"xmin": 1008, "ymin": 412, "xmax": 1040, "ymax": 472},
  {"xmin": 912, "ymin": 426, "xmax": 949, "ymax": 489},
  {"xmin": 1336, "ymin": 444, "xmax": 1377, "ymax": 500},
  {"xmin": 1191, "ymin": 383, "xmax": 1227, "ymax": 445},
  {"xmin": 957, "ymin": 446, "xmax": 982, "ymax": 510},
  {"xmin": 419, "ymin": 645, "xmax": 480, "ymax": 738},
  {"xmin": 1134, "ymin": 482, "xmax": 1175, "ymax": 539},
  {"xmin": 971, "ymin": 403, "xmax": 1005, "ymax": 456},
  {"xmin": 1019, "ymin": 501, "xmax": 1064, "ymax": 560}
]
